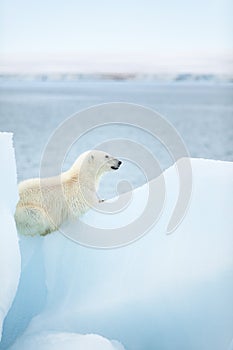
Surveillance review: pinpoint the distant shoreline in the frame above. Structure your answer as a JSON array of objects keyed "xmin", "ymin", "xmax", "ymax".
[{"xmin": 0, "ymin": 72, "xmax": 232, "ymax": 84}]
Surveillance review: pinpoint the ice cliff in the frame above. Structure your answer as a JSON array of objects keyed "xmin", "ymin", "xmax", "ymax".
[{"xmin": 0, "ymin": 133, "xmax": 20, "ymax": 341}]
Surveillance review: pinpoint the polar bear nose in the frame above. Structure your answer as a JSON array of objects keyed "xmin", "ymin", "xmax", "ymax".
[{"xmin": 111, "ymin": 159, "xmax": 122, "ymax": 170}]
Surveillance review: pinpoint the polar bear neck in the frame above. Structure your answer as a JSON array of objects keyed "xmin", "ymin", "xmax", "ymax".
[
  {"xmin": 67, "ymin": 159, "xmax": 104, "ymax": 193},
  {"xmin": 80, "ymin": 166, "xmax": 103, "ymax": 191}
]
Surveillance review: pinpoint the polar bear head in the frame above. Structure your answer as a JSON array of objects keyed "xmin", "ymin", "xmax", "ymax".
[
  {"xmin": 88, "ymin": 150, "xmax": 122, "ymax": 172},
  {"xmin": 70, "ymin": 150, "xmax": 122, "ymax": 180}
]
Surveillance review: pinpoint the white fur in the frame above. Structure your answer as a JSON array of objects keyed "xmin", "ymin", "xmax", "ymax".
[{"xmin": 15, "ymin": 151, "xmax": 121, "ymax": 236}]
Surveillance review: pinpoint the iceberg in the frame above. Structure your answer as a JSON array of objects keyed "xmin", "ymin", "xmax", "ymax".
[
  {"xmin": 0, "ymin": 132, "xmax": 232, "ymax": 349},
  {"xmin": 0, "ymin": 133, "xmax": 20, "ymax": 341}
]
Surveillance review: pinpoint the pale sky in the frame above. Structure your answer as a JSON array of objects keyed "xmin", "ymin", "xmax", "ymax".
[{"xmin": 0, "ymin": 0, "xmax": 232, "ymax": 73}]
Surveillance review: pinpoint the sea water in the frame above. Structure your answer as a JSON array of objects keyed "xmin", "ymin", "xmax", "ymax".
[{"xmin": 0, "ymin": 80, "xmax": 232, "ymax": 199}]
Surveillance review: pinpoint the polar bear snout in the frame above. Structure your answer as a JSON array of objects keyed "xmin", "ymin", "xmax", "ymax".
[{"xmin": 111, "ymin": 159, "xmax": 122, "ymax": 170}]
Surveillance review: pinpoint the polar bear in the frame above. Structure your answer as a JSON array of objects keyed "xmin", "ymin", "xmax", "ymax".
[{"xmin": 14, "ymin": 150, "xmax": 122, "ymax": 236}]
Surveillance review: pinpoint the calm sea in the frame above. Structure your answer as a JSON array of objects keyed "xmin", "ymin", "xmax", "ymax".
[{"xmin": 0, "ymin": 80, "xmax": 232, "ymax": 198}]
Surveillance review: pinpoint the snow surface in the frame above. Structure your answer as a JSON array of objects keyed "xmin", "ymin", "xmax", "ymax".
[
  {"xmin": 0, "ymin": 133, "xmax": 20, "ymax": 341},
  {"xmin": 9, "ymin": 332, "xmax": 124, "ymax": 350},
  {"xmin": 0, "ymin": 146, "xmax": 232, "ymax": 349}
]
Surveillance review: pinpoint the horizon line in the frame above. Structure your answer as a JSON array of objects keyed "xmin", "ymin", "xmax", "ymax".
[{"xmin": 0, "ymin": 52, "xmax": 232, "ymax": 75}]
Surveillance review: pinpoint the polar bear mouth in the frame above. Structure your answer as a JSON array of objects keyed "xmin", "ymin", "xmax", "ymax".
[{"xmin": 111, "ymin": 160, "xmax": 122, "ymax": 170}]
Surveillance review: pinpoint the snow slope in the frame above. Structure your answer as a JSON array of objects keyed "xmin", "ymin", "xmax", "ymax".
[
  {"xmin": 9, "ymin": 331, "xmax": 124, "ymax": 350},
  {"xmin": 0, "ymin": 133, "xmax": 20, "ymax": 341},
  {"xmin": 6, "ymin": 158, "xmax": 233, "ymax": 350}
]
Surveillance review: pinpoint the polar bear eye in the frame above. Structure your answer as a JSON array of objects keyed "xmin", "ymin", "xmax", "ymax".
[{"xmin": 105, "ymin": 155, "xmax": 109, "ymax": 159}]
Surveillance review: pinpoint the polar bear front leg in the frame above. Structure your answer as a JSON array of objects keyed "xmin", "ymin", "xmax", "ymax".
[{"xmin": 90, "ymin": 192, "xmax": 105, "ymax": 204}]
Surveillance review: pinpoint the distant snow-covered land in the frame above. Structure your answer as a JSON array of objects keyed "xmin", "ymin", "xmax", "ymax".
[
  {"xmin": 0, "ymin": 132, "xmax": 233, "ymax": 350},
  {"xmin": 0, "ymin": 73, "xmax": 232, "ymax": 83}
]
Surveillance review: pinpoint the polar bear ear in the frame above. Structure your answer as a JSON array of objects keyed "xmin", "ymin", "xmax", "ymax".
[{"xmin": 88, "ymin": 154, "xmax": 94, "ymax": 164}]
